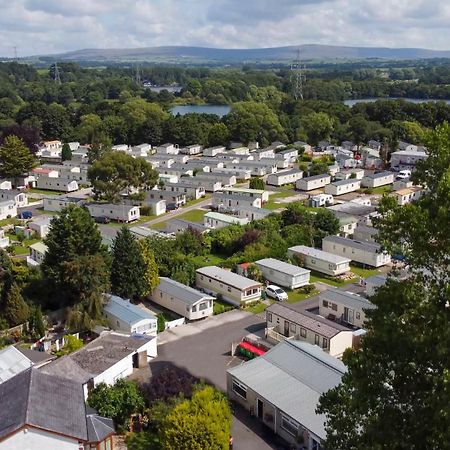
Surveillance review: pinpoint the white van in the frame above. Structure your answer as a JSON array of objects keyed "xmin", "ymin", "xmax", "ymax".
[{"xmin": 396, "ymin": 170, "xmax": 411, "ymax": 180}]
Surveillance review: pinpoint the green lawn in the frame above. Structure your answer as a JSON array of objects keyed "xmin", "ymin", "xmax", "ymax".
[
  {"xmin": 184, "ymin": 194, "xmax": 211, "ymax": 207},
  {"xmin": 350, "ymin": 265, "xmax": 381, "ymax": 278},
  {"xmin": 191, "ymin": 254, "xmax": 226, "ymax": 267},
  {"xmin": 213, "ymin": 299, "xmax": 235, "ymax": 315},
  {"xmin": 286, "ymin": 288, "xmax": 319, "ymax": 304},
  {"xmin": 151, "ymin": 208, "xmax": 207, "ymax": 230},
  {"xmin": 27, "ymin": 188, "xmax": 63, "ymax": 196},
  {"xmin": 244, "ymin": 302, "xmax": 270, "ymax": 314},
  {"xmin": 0, "ymin": 217, "xmax": 20, "ymax": 227},
  {"xmin": 309, "ymin": 273, "xmax": 351, "ymax": 287},
  {"xmin": 265, "ymin": 190, "xmax": 299, "ymax": 210}
]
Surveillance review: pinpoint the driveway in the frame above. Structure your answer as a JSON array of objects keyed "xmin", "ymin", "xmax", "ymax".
[{"xmin": 146, "ymin": 310, "xmax": 288, "ymax": 450}]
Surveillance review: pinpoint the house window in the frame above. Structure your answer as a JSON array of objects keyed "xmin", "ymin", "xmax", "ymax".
[
  {"xmin": 192, "ymin": 305, "xmax": 197, "ymax": 312},
  {"xmin": 322, "ymin": 337, "xmax": 328, "ymax": 349},
  {"xmin": 322, "ymin": 300, "xmax": 328, "ymax": 308},
  {"xmin": 300, "ymin": 328, "xmax": 306, "ymax": 338},
  {"xmin": 356, "ymin": 312, "xmax": 361, "ymax": 320},
  {"xmin": 228, "ymin": 286, "xmax": 232, "ymax": 292},
  {"xmin": 315, "ymin": 334, "xmax": 320, "ymax": 345},
  {"xmin": 267, "ymin": 312, "xmax": 272, "ymax": 322},
  {"xmin": 199, "ymin": 302, "xmax": 208, "ymax": 311},
  {"xmin": 311, "ymin": 438, "xmax": 322, "ymax": 450},
  {"xmin": 290, "ymin": 322, "xmax": 296, "ymax": 333},
  {"xmin": 332, "ymin": 303, "xmax": 337, "ymax": 311},
  {"xmin": 232, "ymin": 380, "xmax": 247, "ymax": 399},
  {"xmin": 281, "ymin": 414, "xmax": 299, "ymax": 437}
]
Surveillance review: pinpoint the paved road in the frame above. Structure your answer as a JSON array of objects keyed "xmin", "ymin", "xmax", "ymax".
[{"xmin": 145, "ymin": 310, "xmax": 287, "ymax": 450}]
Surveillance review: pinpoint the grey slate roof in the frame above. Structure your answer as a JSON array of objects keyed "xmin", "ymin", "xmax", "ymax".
[
  {"xmin": 330, "ymin": 178, "xmax": 360, "ymax": 186},
  {"xmin": 156, "ymin": 277, "xmax": 214, "ymax": 306},
  {"xmin": 86, "ymin": 413, "xmax": 115, "ymax": 443},
  {"xmin": 300, "ymin": 174, "xmax": 330, "ymax": 182},
  {"xmin": 320, "ymin": 287, "xmax": 375, "ymax": 311},
  {"xmin": 227, "ymin": 340, "xmax": 346, "ymax": 439},
  {"xmin": 269, "ymin": 169, "xmax": 303, "ymax": 178},
  {"xmin": 267, "ymin": 303, "xmax": 349, "ymax": 338},
  {"xmin": 42, "ymin": 332, "xmax": 153, "ymax": 384},
  {"xmin": 0, "ymin": 368, "xmax": 89, "ymax": 441},
  {"xmin": 14, "ymin": 346, "xmax": 56, "ymax": 366},
  {"xmin": 363, "ymin": 171, "xmax": 393, "ymax": 179},
  {"xmin": 197, "ymin": 266, "xmax": 262, "ymax": 290},
  {"xmin": 256, "ymin": 258, "xmax": 310, "ymax": 277}
]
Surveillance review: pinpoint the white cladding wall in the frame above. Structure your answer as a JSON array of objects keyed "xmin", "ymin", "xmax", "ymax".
[
  {"xmin": 287, "ymin": 249, "xmax": 350, "ymax": 276},
  {"xmin": 257, "ymin": 265, "xmax": 310, "ymax": 289},
  {"xmin": 151, "ymin": 287, "xmax": 214, "ymax": 320},
  {"xmin": 325, "ymin": 181, "xmax": 361, "ymax": 196},
  {"xmin": 319, "ymin": 298, "xmax": 367, "ymax": 329},
  {"xmin": 196, "ymin": 273, "xmax": 261, "ymax": 306},
  {"xmin": 0, "ymin": 428, "xmax": 80, "ymax": 450},
  {"xmin": 322, "ymin": 240, "xmax": 391, "ymax": 267},
  {"xmin": 296, "ymin": 176, "xmax": 331, "ymax": 191}
]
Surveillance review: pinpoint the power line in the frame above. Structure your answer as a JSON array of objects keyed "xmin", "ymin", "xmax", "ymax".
[
  {"xmin": 290, "ymin": 48, "xmax": 306, "ymax": 101},
  {"xmin": 13, "ymin": 47, "xmax": 18, "ymax": 62}
]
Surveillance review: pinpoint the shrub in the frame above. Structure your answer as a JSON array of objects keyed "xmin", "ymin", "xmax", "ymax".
[
  {"xmin": 140, "ymin": 205, "xmax": 153, "ymax": 216},
  {"xmin": 157, "ymin": 314, "xmax": 166, "ymax": 333}
]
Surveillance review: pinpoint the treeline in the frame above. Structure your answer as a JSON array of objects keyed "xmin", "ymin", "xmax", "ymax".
[{"xmin": 3, "ymin": 61, "xmax": 450, "ymax": 149}]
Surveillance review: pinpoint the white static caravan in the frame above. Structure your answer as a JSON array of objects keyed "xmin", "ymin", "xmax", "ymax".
[
  {"xmin": 310, "ymin": 193, "xmax": 334, "ymax": 207},
  {"xmin": 36, "ymin": 176, "xmax": 79, "ymax": 193},
  {"xmin": 0, "ymin": 190, "xmax": 28, "ymax": 208},
  {"xmin": 195, "ymin": 172, "xmax": 237, "ymax": 187},
  {"xmin": 43, "ymin": 195, "xmax": 84, "ymax": 212},
  {"xmin": 203, "ymin": 146, "xmax": 226, "ymax": 157},
  {"xmin": 287, "ymin": 245, "xmax": 351, "ymax": 276},
  {"xmin": 390, "ymin": 149, "xmax": 428, "ymax": 171},
  {"xmin": 180, "ymin": 144, "xmax": 202, "ymax": 155},
  {"xmin": 103, "ymin": 294, "xmax": 157, "ymax": 336},
  {"xmin": 196, "ymin": 266, "xmax": 262, "ymax": 306},
  {"xmin": 0, "ymin": 180, "xmax": 12, "ymax": 190},
  {"xmin": 393, "ymin": 187, "xmax": 423, "ymax": 206},
  {"xmin": 325, "ymin": 179, "xmax": 361, "ymax": 196},
  {"xmin": 151, "ymin": 277, "xmax": 214, "ymax": 320},
  {"xmin": 255, "ymin": 258, "xmax": 310, "ymax": 289},
  {"xmin": 361, "ymin": 171, "xmax": 395, "ymax": 188},
  {"xmin": 145, "ymin": 198, "xmax": 166, "ymax": 216},
  {"xmin": 0, "ymin": 200, "xmax": 16, "ymax": 220},
  {"xmin": 296, "ymin": 174, "xmax": 331, "ymax": 191},
  {"xmin": 266, "ymin": 169, "xmax": 303, "ymax": 186},
  {"xmin": 203, "ymin": 212, "xmax": 249, "ymax": 229},
  {"xmin": 86, "ymin": 203, "xmax": 140, "ymax": 223},
  {"xmin": 353, "ymin": 224, "xmax": 378, "ymax": 243},
  {"xmin": 221, "ymin": 187, "xmax": 269, "ymax": 203},
  {"xmin": 212, "ymin": 193, "xmax": 262, "ymax": 212},
  {"xmin": 322, "ymin": 235, "xmax": 391, "ymax": 268},
  {"xmin": 164, "ymin": 182, "xmax": 206, "ymax": 200},
  {"xmin": 156, "ymin": 143, "xmax": 179, "ymax": 155},
  {"xmin": 237, "ymin": 206, "xmax": 272, "ymax": 222},
  {"xmin": 334, "ymin": 168, "xmax": 365, "ymax": 180},
  {"xmin": 211, "ymin": 167, "xmax": 252, "ymax": 181},
  {"xmin": 175, "ymin": 176, "xmax": 222, "ymax": 193}
]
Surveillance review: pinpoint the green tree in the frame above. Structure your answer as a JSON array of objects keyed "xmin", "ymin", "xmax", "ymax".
[
  {"xmin": 110, "ymin": 227, "xmax": 146, "ymax": 300},
  {"xmin": 207, "ymin": 123, "xmax": 230, "ymax": 147},
  {"xmin": 88, "ymin": 379, "xmax": 145, "ymax": 429},
  {"xmin": 42, "ymin": 205, "xmax": 106, "ymax": 306},
  {"xmin": 4, "ymin": 282, "xmax": 29, "ymax": 326},
  {"xmin": 61, "ymin": 142, "xmax": 72, "ymax": 161},
  {"xmin": 56, "ymin": 334, "xmax": 84, "ymax": 356},
  {"xmin": 140, "ymin": 239, "xmax": 159, "ymax": 297},
  {"xmin": 300, "ymin": 112, "xmax": 334, "ymax": 146},
  {"xmin": 88, "ymin": 152, "xmax": 158, "ymax": 203},
  {"xmin": 249, "ymin": 177, "xmax": 265, "ymax": 190},
  {"xmin": 281, "ymin": 202, "xmax": 313, "ymax": 227},
  {"xmin": 317, "ymin": 123, "xmax": 450, "ymax": 449},
  {"xmin": 28, "ymin": 305, "xmax": 45, "ymax": 338},
  {"xmin": 313, "ymin": 209, "xmax": 340, "ymax": 247},
  {"xmin": 0, "ymin": 135, "xmax": 37, "ymax": 186},
  {"xmin": 158, "ymin": 385, "xmax": 232, "ymax": 450}
]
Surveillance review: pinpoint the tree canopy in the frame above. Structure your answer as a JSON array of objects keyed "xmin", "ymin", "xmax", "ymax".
[
  {"xmin": 88, "ymin": 151, "xmax": 158, "ymax": 203},
  {"xmin": 0, "ymin": 135, "xmax": 37, "ymax": 184},
  {"xmin": 317, "ymin": 123, "xmax": 450, "ymax": 449}
]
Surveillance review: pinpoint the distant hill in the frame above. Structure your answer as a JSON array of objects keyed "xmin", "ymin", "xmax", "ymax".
[{"xmin": 34, "ymin": 44, "xmax": 450, "ymax": 64}]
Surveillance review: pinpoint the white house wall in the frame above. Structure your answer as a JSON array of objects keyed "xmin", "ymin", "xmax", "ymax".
[{"xmin": 0, "ymin": 427, "xmax": 80, "ymax": 450}]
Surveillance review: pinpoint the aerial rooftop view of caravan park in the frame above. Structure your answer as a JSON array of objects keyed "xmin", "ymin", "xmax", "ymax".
[{"xmin": 0, "ymin": 1, "xmax": 449, "ymax": 449}]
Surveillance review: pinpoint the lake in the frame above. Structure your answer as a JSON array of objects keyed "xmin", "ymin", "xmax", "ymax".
[
  {"xmin": 170, "ymin": 105, "xmax": 231, "ymax": 117},
  {"xmin": 344, "ymin": 98, "xmax": 450, "ymax": 106}
]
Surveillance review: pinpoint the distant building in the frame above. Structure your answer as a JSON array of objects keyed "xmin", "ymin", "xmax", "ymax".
[{"xmin": 296, "ymin": 174, "xmax": 331, "ymax": 191}]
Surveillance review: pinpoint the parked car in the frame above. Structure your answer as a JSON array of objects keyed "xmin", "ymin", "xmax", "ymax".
[
  {"xmin": 167, "ymin": 203, "xmax": 179, "ymax": 211},
  {"xmin": 396, "ymin": 170, "xmax": 411, "ymax": 180},
  {"xmin": 93, "ymin": 216, "xmax": 110, "ymax": 224},
  {"xmin": 18, "ymin": 211, "xmax": 32, "ymax": 219},
  {"xmin": 265, "ymin": 285, "xmax": 288, "ymax": 302}
]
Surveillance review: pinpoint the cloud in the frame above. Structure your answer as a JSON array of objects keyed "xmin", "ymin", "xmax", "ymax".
[{"xmin": 0, "ymin": 0, "xmax": 449, "ymax": 57}]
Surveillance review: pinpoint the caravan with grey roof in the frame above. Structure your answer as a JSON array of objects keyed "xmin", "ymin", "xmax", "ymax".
[
  {"xmin": 319, "ymin": 287, "xmax": 375, "ymax": 328},
  {"xmin": 255, "ymin": 258, "xmax": 310, "ymax": 289},
  {"xmin": 151, "ymin": 277, "xmax": 214, "ymax": 320},
  {"xmin": 287, "ymin": 245, "xmax": 351, "ymax": 276},
  {"xmin": 296, "ymin": 174, "xmax": 331, "ymax": 191}
]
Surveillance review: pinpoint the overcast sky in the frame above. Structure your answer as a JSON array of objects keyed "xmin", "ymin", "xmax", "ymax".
[{"xmin": 1, "ymin": 0, "xmax": 450, "ymax": 57}]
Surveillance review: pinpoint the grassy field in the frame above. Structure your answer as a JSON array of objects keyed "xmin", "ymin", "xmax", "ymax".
[
  {"xmin": 213, "ymin": 299, "xmax": 235, "ymax": 315},
  {"xmin": 286, "ymin": 288, "xmax": 319, "ymax": 304},
  {"xmin": 310, "ymin": 265, "xmax": 381, "ymax": 287},
  {"xmin": 191, "ymin": 254, "xmax": 226, "ymax": 267},
  {"xmin": 244, "ymin": 301, "xmax": 270, "ymax": 314},
  {"xmin": 350, "ymin": 265, "xmax": 381, "ymax": 278},
  {"xmin": 265, "ymin": 190, "xmax": 297, "ymax": 210},
  {"xmin": 151, "ymin": 208, "xmax": 207, "ymax": 230},
  {"xmin": 27, "ymin": 188, "xmax": 63, "ymax": 196}
]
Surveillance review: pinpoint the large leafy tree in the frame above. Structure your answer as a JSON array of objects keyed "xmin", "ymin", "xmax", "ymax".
[
  {"xmin": 317, "ymin": 123, "xmax": 450, "ymax": 449},
  {"xmin": 300, "ymin": 112, "xmax": 334, "ymax": 146},
  {"xmin": 42, "ymin": 205, "xmax": 107, "ymax": 307},
  {"xmin": 88, "ymin": 379, "xmax": 145, "ymax": 428},
  {"xmin": 139, "ymin": 239, "xmax": 159, "ymax": 297},
  {"xmin": 61, "ymin": 142, "xmax": 72, "ymax": 161},
  {"xmin": 4, "ymin": 282, "xmax": 29, "ymax": 326},
  {"xmin": 0, "ymin": 135, "xmax": 37, "ymax": 185},
  {"xmin": 110, "ymin": 227, "xmax": 146, "ymax": 300},
  {"xmin": 158, "ymin": 385, "xmax": 232, "ymax": 450},
  {"xmin": 88, "ymin": 151, "xmax": 158, "ymax": 203}
]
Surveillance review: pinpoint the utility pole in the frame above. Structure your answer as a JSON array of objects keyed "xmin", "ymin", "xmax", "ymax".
[
  {"xmin": 54, "ymin": 61, "xmax": 61, "ymax": 85},
  {"xmin": 13, "ymin": 47, "xmax": 18, "ymax": 62},
  {"xmin": 290, "ymin": 48, "xmax": 306, "ymax": 101},
  {"xmin": 134, "ymin": 65, "xmax": 141, "ymax": 86}
]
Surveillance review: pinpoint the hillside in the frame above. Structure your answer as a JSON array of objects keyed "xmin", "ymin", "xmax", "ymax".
[{"xmin": 37, "ymin": 44, "xmax": 450, "ymax": 64}]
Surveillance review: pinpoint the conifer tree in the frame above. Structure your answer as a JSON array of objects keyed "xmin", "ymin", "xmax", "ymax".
[
  {"xmin": 110, "ymin": 227, "xmax": 145, "ymax": 300},
  {"xmin": 4, "ymin": 283, "xmax": 29, "ymax": 326},
  {"xmin": 139, "ymin": 239, "xmax": 159, "ymax": 297}
]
